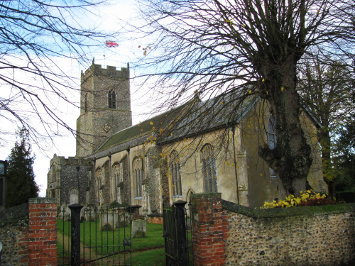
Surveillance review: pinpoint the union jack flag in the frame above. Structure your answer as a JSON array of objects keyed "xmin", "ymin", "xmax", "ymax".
[{"xmin": 106, "ymin": 40, "xmax": 118, "ymax": 48}]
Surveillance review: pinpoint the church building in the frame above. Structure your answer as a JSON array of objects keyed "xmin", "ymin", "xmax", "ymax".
[{"xmin": 46, "ymin": 62, "xmax": 327, "ymax": 215}]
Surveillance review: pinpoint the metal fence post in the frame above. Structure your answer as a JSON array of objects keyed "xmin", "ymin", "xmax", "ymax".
[
  {"xmin": 69, "ymin": 203, "xmax": 83, "ymax": 266},
  {"xmin": 0, "ymin": 240, "xmax": 2, "ymax": 265},
  {"xmin": 174, "ymin": 201, "xmax": 188, "ymax": 265}
]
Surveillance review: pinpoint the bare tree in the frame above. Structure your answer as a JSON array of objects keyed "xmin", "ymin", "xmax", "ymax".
[
  {"xmin": 0, "ymin": 0, "xmax": 114, "ymax": 148},
  {"xmin": 298, "ymin": 57, "xmax": 354, "ymax": 195},
  {"xmin": 132, "ymin": 0, "xmax": 354, "ymax": 194}
]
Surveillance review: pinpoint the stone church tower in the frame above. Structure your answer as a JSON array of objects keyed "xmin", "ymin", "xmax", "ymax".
[{"xmin": 76, "ymin": 61, "xmax": 132, "ymax": 157}]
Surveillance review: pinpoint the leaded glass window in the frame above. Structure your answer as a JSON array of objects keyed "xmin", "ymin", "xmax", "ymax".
[
  {"xmin": 133, "ymin": 157, "xmax": 143, "ymax": 198},
  {"xmin": 201, "ymin": 144, "xmax": 217, "ymax": 193},
  {"xmin": 170, "ymin": 151, "xmax": 182, "ymax": 197},
  {"xmin": 108, "ymin": 89, "xmax": 116, "ymax": 109},
  {"xmin": 268, "ymin": 115, "xmax": 277, "ymax": 178}
]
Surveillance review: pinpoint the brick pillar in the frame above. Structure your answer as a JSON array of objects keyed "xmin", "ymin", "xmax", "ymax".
[
  {"xmin": 28, "ymin": 198, "xmax": 58, "ymax": 265},
  {"xmin": 191, "ymin": 193, "xmax": 225, "ymax": 266}
]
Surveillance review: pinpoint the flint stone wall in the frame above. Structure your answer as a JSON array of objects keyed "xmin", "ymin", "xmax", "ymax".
[
  {"xmin": 0, "ymin": 198, "xmax": 57, "ymax": 265},
  {"xmin": 190, "ymin": 193, "xmax": 355, "ymax": 266},
  {"xmin": 0, "ymin": 216, "xmax": 29, "ymax": 265},
  {"xmin": 222, "ymin": 200, "xmax": 355, "ymax": 265}
]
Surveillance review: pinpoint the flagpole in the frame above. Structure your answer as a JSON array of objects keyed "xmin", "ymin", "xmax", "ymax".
[
  {"xmin": 103, "ymin": 42, "xmax": 106, "ymax": 68},
  {"xmin": 104, "ymin": 41, "xmax": 119, "ymax": 67}
]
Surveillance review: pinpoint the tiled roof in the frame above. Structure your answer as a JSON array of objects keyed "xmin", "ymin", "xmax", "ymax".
[
  {"xmin": 92, "ymin": 92, "xmax": 257, "ymax": 157},
  {"xmin": 94, "ymin": 101, "xmax": 191, "ymax": 154},
  {"xmin": 89, "ymin": 90, "xmax": 320, "ymax": 160},
  {"xmin": 158, "ymin": 93, "xmax": 257, "ymax": 144}
]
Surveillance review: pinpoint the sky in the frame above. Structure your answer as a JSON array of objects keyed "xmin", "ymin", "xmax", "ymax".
[{"xmin": 0, "ymin": 0, "xmax": 148, "ymax": 197}]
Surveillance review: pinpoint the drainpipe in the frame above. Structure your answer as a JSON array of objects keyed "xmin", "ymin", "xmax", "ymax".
[
  {"xmin": 127, "ymin": 148, "xmax": 131, "ymax": 205},
  {"xmin": 231, "ymin": 126, "xmax": 239, "ymax": 204},
  {"xmin": 108, "ymin": 153, "xmax": 112, "ymax": 202}
]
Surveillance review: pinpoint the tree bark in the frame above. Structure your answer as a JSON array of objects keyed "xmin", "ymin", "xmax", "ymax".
[{"xmin": 258, "ymin": 57, "xmax": 312, "ymax": 195}]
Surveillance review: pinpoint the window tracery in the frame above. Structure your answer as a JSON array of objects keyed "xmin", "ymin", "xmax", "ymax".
[
  {"xmin": 133, "ymin": 157, "xmax": 143, "ymax": 198},
  {"xmin": 268, "ymin": 115, "xmax": 277, "ymax": 178},
  {"xmin": 108, "ymin": 89, "xmax": 116, "ymax": 109},
  {"xmin": 201, "ymin": 144, "xmax": 217, "ymax": 193},
  {"xmin": 170, "ymin": 150, "xmax": 182, "ymax": 197}
]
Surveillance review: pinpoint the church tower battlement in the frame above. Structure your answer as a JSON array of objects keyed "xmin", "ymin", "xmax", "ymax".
[
  {"xmin": 76, "ymin": 61, "xmax": 132, "ymax": 158},
  {"xmin": 81, "ymin": 63, "xmax": 129, "ymax": 82}
]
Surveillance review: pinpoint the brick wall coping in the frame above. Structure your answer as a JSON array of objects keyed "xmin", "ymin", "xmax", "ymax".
[
  {"xmin": 29, "ymin": 197, "xmax": 57, "ymax": 204},
  {"xmin": 191, "ymin": 192, "xmax": 222, "ymax": 199},
  {"xmin": 221, "ymin": 199, "xmax": 355, "ymax": 218},
  {"xmin": 0, "ymin": 203, "xmax": 28, "ymax": 227}
]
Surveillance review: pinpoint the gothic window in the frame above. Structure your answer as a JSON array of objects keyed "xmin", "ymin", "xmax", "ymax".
[
  {"xmin": 113, "ymin": 164, "xmax": 120, "ymax": 187},
  {"xmin": 201, "ymin": 144, "xmax": 217, "ymax": 193},
  {"xmin": 268, "ymin": 115, "xmax": 277, "ymax": 178},
  {"xmin": 133, "ymin": 157, "xmax": 143, "ymax": 198},
  {"xmin": 119, "ymin": 162, "xmax": 124, "ymax": 182},
  {"xmin": 108, "ymin": 89, "xmax": 116, "ymax": 109},
  {"xmin": 170, "ymin": 151, "xmax": 182, "ymax": 197},
  {"xmin": 268, "ymin": 115, "xmax": 276, "ymax": 150}
]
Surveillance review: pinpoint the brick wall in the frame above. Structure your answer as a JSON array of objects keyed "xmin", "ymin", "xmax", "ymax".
[
  {"xmin": 191, "ymin": 193, "xmax": 355, "ymax": 266},
  {"xmin": 191, "ymin": 193, "xmax": 227, "ymax": 266},
  {"xmin": 0, "ymin": 198, "xmax": 57, "ymax": 265},
  {"xmin": 147, "ymin": 215, "xmax": 163, "ymax": 225}
]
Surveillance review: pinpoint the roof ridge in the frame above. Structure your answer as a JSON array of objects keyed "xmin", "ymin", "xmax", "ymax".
[{"xmin": 94, "ymin": 99, "xmax": 194, "ymax": 153}]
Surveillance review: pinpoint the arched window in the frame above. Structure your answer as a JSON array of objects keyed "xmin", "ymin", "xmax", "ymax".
[
  {"xmin": 170, "ymin": 151, "xmax": 182, "ymax": 197},
  {"xmin": 133, "ymin": 157, "xmax": 143, "ymax": 198},
  {"xmin": 112, "ymin": 163, "xmax": 120, "ymax": 201},
  {"xmin": 268, "ymin": 115, "xmax": 277, "ymax": 178},
  {"xmin": 268, "ymin": 115, "xmax": 276, "ymax": 149},
  {"xmin": 113, "ymin": 164, "xmax": 120, "ymax": 187},
  {"xmin": 201, "ymin": 144, "xmax": 217, "ymax": 193},
  {"xmin": 108, "ymin": 89, "xmax": 116, "ymax": 109}
]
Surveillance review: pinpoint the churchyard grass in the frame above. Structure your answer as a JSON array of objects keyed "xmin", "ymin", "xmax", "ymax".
[
  {"xmin": 57, "ymin": 220, "xmax": 165, "ymax": 264},
  {"xmin": 131, "ymin": 248, "xmax": 165, "ymax": 266}
]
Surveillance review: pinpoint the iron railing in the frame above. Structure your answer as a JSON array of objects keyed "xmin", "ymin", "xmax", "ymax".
[
  {"xmin": 58, "ymin": 204, "xmax": 137, "ymax": 265},
  {"xmin": 163, "ymin": 201, "xmax": 194, "ymax": 265}
]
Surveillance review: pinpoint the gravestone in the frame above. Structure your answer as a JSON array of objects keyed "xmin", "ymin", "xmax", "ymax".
[{"xmin": 132, "ymin": 219, "xmax": 146, "ymax": 238}]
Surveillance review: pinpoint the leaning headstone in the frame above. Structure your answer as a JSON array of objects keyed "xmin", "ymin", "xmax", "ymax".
[
  {"xmin": 132, "ymin": 219, "xmax": 146, "ymax": 238},
  {"xmin": 100, "ymin": 212, "xmax": 119, "ymax": 231},
  {"xmin": 84, "ymin": 206, "xmax": 96, "ymax": 222}
]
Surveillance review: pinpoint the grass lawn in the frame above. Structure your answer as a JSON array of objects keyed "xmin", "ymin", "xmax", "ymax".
[
  {"xmin": 131, "ymin": 248, "xmax": 165, "ymax": 266},
  {"xmin": 57, "ymin": 219, "xmax": 165, "ymax": 265}
]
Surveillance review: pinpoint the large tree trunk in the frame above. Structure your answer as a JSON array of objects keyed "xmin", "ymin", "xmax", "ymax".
[{"xmin": 258, "ymin": 57, "xmax": 313, "ymax": 195}]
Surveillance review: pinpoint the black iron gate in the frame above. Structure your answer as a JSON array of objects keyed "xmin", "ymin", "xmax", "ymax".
[
  {"xmin": 163, "ymin": 201, "xmax": 193, "ymax": 265},
  {"xmin": 58, "ymin": 204, "xmax": 138, "ymax": 265}
]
